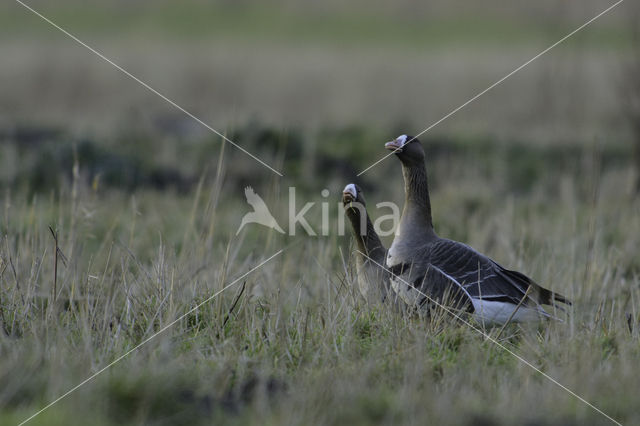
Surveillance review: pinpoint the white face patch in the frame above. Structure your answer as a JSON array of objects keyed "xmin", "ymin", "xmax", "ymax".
[
  {"xmin": 343, "ymin": 183, "xmax": 357, "ymax": 198},
  {"xmin": 396, "ymin": 134, "xmax": 408, "ymax": 146}
]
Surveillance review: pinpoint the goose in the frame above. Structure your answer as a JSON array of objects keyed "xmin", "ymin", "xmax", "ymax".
[
  {"xmin": 342, "ymin": 183, "xmax": 393, "ymax": 304},
  {"xmin": 383, "ymin": 135, "xmax": 570, "ymax": 324}
]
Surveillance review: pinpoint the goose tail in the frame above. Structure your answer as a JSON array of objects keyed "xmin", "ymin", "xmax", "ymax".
[{"xmin": 552, "ymin": 292, "xmax": 571, "ymax": 306}]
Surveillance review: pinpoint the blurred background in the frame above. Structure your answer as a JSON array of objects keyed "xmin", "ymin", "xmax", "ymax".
[{"xmin": 1, "ymin": 0, "xmax": 639, "ymax": 197}]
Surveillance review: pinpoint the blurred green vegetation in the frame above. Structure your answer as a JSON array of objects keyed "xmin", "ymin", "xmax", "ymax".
[
  {"xmin": 1, "ymin": 1, "xmax": 632, "ymax": 48},
  {"xmin": 0, "ymin": 123, "xmax": 631, "ymax": 196}
]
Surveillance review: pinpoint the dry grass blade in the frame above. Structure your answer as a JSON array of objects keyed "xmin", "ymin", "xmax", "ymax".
[{"xmin": 222, "ymin": 281, "xmax": 246, "ymax": 329}]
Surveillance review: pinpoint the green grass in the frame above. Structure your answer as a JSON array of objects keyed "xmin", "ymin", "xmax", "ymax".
[
  {"xmin": 2, "ymin": 1, "xmax": 633, "ymax": 49},
  {"xmin": 1, "ymin": 132, "xmax": 639, "ymax": 425}
]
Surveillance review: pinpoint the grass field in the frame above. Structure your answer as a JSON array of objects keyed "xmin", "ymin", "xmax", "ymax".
[
  {"xmin": 2, "ymin": 1, "xmax": 640, "ymax": 425},
  {"xmin": 1, "ymin": 134, "xmax": 639, "ymax": 425}
]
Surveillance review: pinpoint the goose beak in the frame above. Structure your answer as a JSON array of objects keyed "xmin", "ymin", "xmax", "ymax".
[
  {"xmin": 384, "ymin": 134, "xmax": 408, "ymax": 152},
  {"xmin": 342, "ymin": 184, "xmax": 357, "ymax": 204},
  {"xmin": 385, "ymin": 140, "xmax": 403, "ymax": 152},
  {"xmin": 342, "ymin": 192, "xmax": 355, "ymax": 204}
]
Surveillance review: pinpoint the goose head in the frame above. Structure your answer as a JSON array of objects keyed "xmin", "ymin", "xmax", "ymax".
[
  {"xmin": 342, "ymin": 183, "xmax": 366, "ymax": 206},
  {"xmin": 384, "ymin": 134, "xmax": 425, "ymax": 166}
]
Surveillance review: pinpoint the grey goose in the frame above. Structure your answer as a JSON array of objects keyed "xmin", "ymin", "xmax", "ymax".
[
  {"xmin": 342, "ymin": 183, "xmax": 393, "ymax": 304},
  {"xmin": 384, "ymin": 135, "xmax": 570, "ymax": 324}
]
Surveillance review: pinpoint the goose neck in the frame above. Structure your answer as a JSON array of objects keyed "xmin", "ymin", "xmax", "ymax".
[
  {"xmin": 345, "ymin": 206, "xmax": 385, "ymax": 262},
  {"xmin": 401, "ymin": 162, "xmax": 434, "ymax": 230}
]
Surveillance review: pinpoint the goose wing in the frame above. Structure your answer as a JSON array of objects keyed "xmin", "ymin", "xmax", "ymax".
[
  {"xmin": 389, "ymin": 255, "xmax": 474, "ymax": 312},
  {"xmin": 388, "ymin": 239, "xmax": 570, "ymax": 310},
  {"xmin": 427, "ymin": 239, "xmax": 569, "ymax": 307}
]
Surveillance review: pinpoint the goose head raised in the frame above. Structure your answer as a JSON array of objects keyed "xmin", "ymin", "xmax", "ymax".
[
  {"xmin": 384, "ymin": 134, "xmax": 425, "ymax": 166},
  {"xmin": 342, "ymin": 183, "xmax": 366, "ymax": 206}
]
